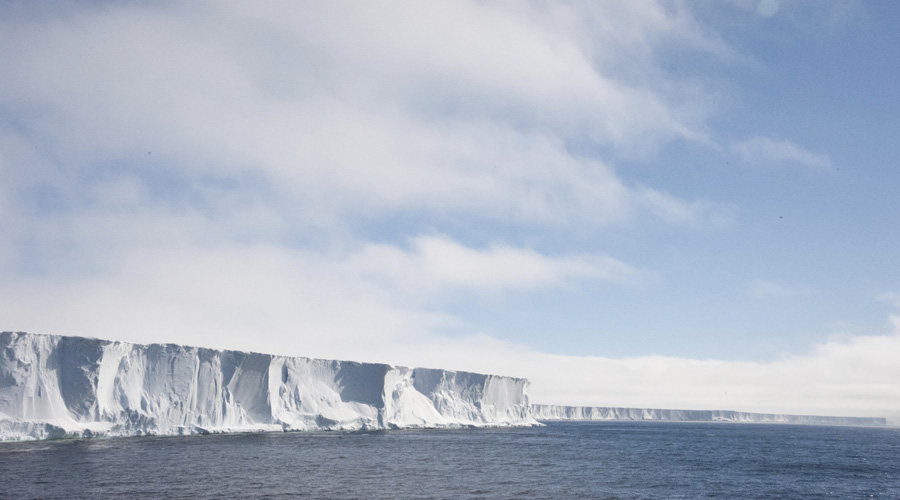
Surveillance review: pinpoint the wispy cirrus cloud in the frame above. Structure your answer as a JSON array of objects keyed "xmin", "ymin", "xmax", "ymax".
[
  {"xmin": 348, "ymin": 235, "xmax": 649, "ymax": 297},
  {"xmin": 748, "ymin": 279, "xmax": 811, "ymax": 300},
  {"xmin": 733, "ymin": 136, "xmax": 832, "ymax": 170},
  {"xmin": 878, "ymin": 291, "xmax": 900, "ymax": 309}
]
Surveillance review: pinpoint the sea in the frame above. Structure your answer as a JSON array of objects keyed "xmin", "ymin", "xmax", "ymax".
[{"xmin": 0, "ymin": 421, "xmax": 898, "ymax": 499}]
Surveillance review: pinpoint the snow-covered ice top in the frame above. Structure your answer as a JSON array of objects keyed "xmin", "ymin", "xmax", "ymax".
[{"xmin": 0, "ymin": 332, "xmax": 536, "ymax": 441}]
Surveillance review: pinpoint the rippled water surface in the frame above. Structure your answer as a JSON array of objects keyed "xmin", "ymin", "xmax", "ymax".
[{"xmin": 1, "ymin": 421, "xmax": 898, "ymax": 499}]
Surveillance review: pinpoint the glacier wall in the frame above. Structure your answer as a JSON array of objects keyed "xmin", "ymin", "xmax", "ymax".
[
  {"xmin": 532, "ymin": 404, "xmax": 887, "ymax": 426},
  {"xmin": 0, "ymin": 332, "xmax": 536, "ymax": 441}
]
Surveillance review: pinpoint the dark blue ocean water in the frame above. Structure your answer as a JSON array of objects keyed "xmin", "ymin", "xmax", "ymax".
[{"xmin": 1, "ymin": 421, "xmax": 898, "ymax": 499}]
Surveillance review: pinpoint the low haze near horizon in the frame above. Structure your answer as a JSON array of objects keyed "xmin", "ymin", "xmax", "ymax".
[{"xmin": 1, "ymin": 1, "xmax": 898, "ymax": 421}]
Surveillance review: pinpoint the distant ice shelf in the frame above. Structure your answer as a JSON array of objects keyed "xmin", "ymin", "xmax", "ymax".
[
  {"xmin": 532, "ymin": 404, "xmax": 887, "ymax": 426},
  {"xmin": 0, "ymin": 332, "xmax": 536, "ymax": 441}
]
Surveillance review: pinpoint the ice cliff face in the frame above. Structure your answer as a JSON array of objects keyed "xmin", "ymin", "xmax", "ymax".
[
  {"xmin": 532, "ymin": 405, "xmax": 887, "ymax": 426},
  {"xmin": 0, "ymin": 332, "xmax": 536, "ymax": 441}
]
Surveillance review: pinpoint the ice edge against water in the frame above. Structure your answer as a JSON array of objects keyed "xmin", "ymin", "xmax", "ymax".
[
  {"xmin": 532, "ymin": 405, "xmax": 887, "ymax": 426},
  {"xmin": 0, "ymin": 332, "xmax": 537, "ymax": 441}
]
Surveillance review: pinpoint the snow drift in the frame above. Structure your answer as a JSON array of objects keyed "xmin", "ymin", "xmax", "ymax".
[
  {"xmin": 0, "ymin": 332, "xmax": 536, "ymax": 441},
  {"xmin": 532, "ymin": 404, "xmax": 886, "ymax": 426}
]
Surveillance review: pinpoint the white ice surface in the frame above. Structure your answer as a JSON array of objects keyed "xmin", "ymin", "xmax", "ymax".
[{"xmin": 0, "ymin": 332, "xmax": 537, "ymax": 441}]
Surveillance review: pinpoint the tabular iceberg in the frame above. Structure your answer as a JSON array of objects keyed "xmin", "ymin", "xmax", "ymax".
[
  {"xmin": 532, "ymin": 404, "xmax": 887, "ymax": 426},
  {"xmin": 0, "ymin": 332, "xmax": 537, "ymax": 441}
]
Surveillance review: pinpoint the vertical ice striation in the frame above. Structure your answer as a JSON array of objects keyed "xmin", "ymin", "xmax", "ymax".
[{"xmin": 0, "ymin": 332, "xmax": 537, "ymax": 441}]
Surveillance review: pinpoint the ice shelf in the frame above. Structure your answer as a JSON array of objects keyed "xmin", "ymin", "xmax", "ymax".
[
  {"xmin": 0, "ymin": 332, "xmax": 536, "ymax": 441},
  {"xmin": 532, "ymin": 404, "xmax": 887, "ymax": 426}
]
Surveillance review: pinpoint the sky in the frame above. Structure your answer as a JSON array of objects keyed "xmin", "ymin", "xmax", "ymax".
[{"xmin": 1, "ymin": 0, "xmax": 899, "ymax": 421}]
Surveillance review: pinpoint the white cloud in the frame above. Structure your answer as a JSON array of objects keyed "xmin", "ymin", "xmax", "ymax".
[
  {"xmin": 634, "ymin": 187, "xmax": 734, "ymax": 228},
  {"xmin": 878, "ymin": 291, "xmax": 900, "ymax": 309},
  {"xmin": 0, "ymin": 0, "xmax": 729, "ymax": 228},
  {"xmin": 0, "ymin": 228, "xmax": 641, "ymax": 357},
  {"xmin": 757, "ymin": 0, "xmax": 780, "ymax": 18},
  {"xmin": 349, "ymin": 235, "xmax": 647, "ymax": 297},
  {"xmin": 725, "ymin": 0, "xmax": 861, "ymax": 30},
  {"xmin": 733, "ymin": 136, "xmax": 832, "ymax": 170},
  {"xmin": 748, "ymin": 279, "xmax": 811, "ymax": 299}
]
